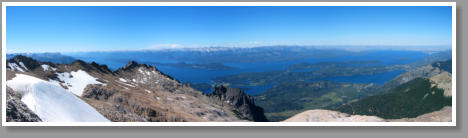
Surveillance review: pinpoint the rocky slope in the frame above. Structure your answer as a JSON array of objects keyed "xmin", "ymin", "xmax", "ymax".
[
  {"xmin": 208, "ymin": 85, "xmax": 268, "ymax": 122},
  {"xmin": 283, "ymin": 109, "xmax": 385, "ymax": 122},
  {"xmin": 390, "ymin": 106, "xmax": 452, "ymax": 122},
  {"xmin": 5, "ymin": 55, "xmax": 265, "ymax": 122},
  {"xmin": 6, "ymin": 87, "xmax": 42, "ymax": 122},
  {"xmin": 284, "ymin": 106, "xmax": 451, "ymax": 122}
]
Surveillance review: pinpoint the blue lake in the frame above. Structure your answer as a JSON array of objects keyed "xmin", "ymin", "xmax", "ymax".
[
  {"xmin": 307, "ymin": 70, "xmax": 406, "ymax": 85},
  {"xmin": 65, "ymin": 50, "xmax": 427, "ymax": 95}
]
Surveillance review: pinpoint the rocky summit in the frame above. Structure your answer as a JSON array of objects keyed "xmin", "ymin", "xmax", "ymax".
[{"xmin": 209, "ymin": 85, "xmax": 268, "ymax": 122}]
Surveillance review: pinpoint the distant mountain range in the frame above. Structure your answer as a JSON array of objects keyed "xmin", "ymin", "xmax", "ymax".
[
  {"xmin": 6, "ymin": 52, "xmax": 76, "ymax": 64},
  {"xmin": 65, "ymin": 46, "xmax": 355, "ymax": 64}
]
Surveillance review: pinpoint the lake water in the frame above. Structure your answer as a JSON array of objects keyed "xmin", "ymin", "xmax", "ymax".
[
  {"xmin": 307, "ymin": 70, "xmax": 406, "ymax": 85},
  {"xmin": 65, "ymin": 50, "xmax": 427, "ymax": 95}
]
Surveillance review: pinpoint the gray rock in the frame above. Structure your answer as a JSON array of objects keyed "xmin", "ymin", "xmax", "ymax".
[
  {"xmin": 6, "ymin": 87, "xmax": 42, "ymax": 122},
  {"xmin": 209, "ymin": 85, "xmax": 268, "ymax": 122}
]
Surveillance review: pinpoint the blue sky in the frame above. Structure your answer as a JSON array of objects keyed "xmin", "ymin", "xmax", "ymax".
[{"xmin": 6, "ymin": 6, "xmax": 452, "ymax": 53}]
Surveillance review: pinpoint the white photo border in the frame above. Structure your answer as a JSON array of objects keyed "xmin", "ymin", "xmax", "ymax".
[{"xmin": 1, "ymin": 2, "xmax": 457, "ymax": 126}]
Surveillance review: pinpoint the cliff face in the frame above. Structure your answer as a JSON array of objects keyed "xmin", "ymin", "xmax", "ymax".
[{"xmin": 209, "ymin": 85, "xmax": 268, "ymax": 122}]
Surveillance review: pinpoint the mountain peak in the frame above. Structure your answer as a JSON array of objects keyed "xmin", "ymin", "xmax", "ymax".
[
  {"xmin": 209, "ymin": 85, "xmax": 268, "ymax": 122},
  {"xmin": 68, "ymin": 60, "xmax": 110, "ymax": 74},
  {"xmin": 71, "ymin": 59, "xmax": 88, "ymax": 66},
  {"xmin": 7, "ymin": 55, "xmax": 41, "ymax": 71},
  {"xmin": 211, "ymin": 85, "xmax": 246, "ymax": 98},
  {"xmin": 90, "ymin": 62, "xmax": 113, "ymax": 74},
  {"xmin": 10, "ymin": 55, "xmax": 38, "ymax": 64},
  {"xmin": 116, "ymin": 60, "xmax": 179, "ymax": 83},
  {"xmin": 123, "ymin": 61, "xmax": 141, "ymax": 69}
]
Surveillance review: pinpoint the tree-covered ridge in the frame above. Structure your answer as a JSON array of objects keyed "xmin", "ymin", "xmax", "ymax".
[
  {"xmin": 337, "ymin": 78, "xmax": 451, "ymax": 119},
  {"xmin": 254, "ymin": 81, "xmax": 379, "ymax": 121}
]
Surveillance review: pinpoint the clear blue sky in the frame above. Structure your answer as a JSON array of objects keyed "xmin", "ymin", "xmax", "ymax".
[{"xmin": 6, "ymin": 6, "xmax": 452, "ymax": 53}]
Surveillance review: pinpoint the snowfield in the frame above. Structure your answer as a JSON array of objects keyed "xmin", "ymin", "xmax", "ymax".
[
  {"xmin": 40, "ymin": 64, "xmax": 56, "ymax": 71},
  {"xmin": 119, "ymin": 78, "xmax": 128, "ymax": 82},
  {"xmin": 7, "ymin": 63, "xmax": 25, "ymax": 72},
  {"xmin": 6, "ymin": 74, "xmax": 110, "ymax": 122},
  {"xmin": 56, "ymin": 70, "xmax": 104, "ymax": 96},
  {"xmin": 19, "ymin": 62, "xmax": 28, "ymax": 71},
  {"xmin": 41, "ymin": 64, "xmax": 50, "ymax": 71}
]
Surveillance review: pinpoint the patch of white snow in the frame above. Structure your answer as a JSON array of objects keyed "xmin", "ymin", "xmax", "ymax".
[
  {"xmin": 138, "ymin": 68, "xmax": 144, "ymax": 74},
  {"xmin": 19, "ymin": 62, "xmax": 28, "ymax": 71},
  {"xmin": 41, "ymin": 64, "xmax": 50, "ymax": 71},
  {"xmin": 6, "ymin": 74, "xmax": 109, "ymax": 122},
  {"xmin": 119, "ymin": 78, "xmax": 128, "ymax": 82},
  {"xmin": 56, "ymin": 70, "xmax": 104, "ymax": 96},
  {"xmin": 145, "ymin": 89, "xmax": 151, "ymax": 94},
  {"xmin": 8, "ymin": 63, "xmax": 25, "ymax": 72}
]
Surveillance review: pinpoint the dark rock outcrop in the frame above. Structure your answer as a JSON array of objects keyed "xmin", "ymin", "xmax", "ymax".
[
  {"xmin": 116, "ymin": 61, "xmax": 178, "ymax": 82},
  {"xmin": 7, "ymin": 55, "xmax": 42, "ymax": 71},
  {"xmin": 6, "ymin": 87, "xmax": 42, "ymax": 122},
  {"xmin": 69, "ymin": 60, "xmax": 113, "ymax": 74},
  {"xmin": 209, "ymin": 85, "xmax": 268, "ymax": 122}
]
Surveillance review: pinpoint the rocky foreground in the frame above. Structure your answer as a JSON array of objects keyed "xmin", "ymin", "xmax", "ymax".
[
  {"xmin": 284, "ymin": 106, "xmax": 451, "ymax": 122},
  {"xmin": 6, "ymin": 55, "xmax": 267, "ymax": 122}
]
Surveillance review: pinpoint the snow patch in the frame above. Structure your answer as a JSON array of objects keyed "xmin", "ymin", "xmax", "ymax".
[
  {"xmin": 41, "ymin": 64, "xmax": 50, "ymax": 71},
  {"xmin": 122, "ymin": 82, "xmax": 135, "ymax": 87},
  {"xmin": 8, "ymin": 63, "xmax": 25, "ymax": 72},
  {"xmin": 6, "ymin": 74, "xmax": 109, "ymax": 122},
  {"xmin": 116, "ymin": 80, "xmax": 135, "ymax": 87},
  {"xmin": 119, "ymin": 78, "xmax": 128, "ymax": 82},
  {"xmin": 56, "ymin": 70, "xmax": 104, "ymax": 96},
  {"xmin": 19, "ymin": 62, "xmax": 28, "ymax": 71},
  {"xmin": 41, "ymin": 64, "xmax": 49, "ymax": 71},
  {"xmin": 40, "ymin": 64, "xmax": 56, "ymax": 71},
  {"xmin": 145, "ymin": 89, "xmax": 151, "ymax": 94},
  {"xmin": 138, "ymin": 68, "xmax": 144, "ymax": 74}
]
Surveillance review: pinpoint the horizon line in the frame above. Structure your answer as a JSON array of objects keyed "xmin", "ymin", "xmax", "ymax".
[{"xmin": 6, "ymin": 44, "xmax": 452, "ymax": 54}]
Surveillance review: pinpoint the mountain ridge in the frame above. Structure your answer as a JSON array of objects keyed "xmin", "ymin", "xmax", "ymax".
[{"xmin": 6, "ymin": 55, "xmax": 267, "ymax": 122}]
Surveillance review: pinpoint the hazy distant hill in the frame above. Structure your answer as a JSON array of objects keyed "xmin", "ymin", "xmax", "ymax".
[
  {"xmin": 66, "ymin": 46, "xmax": 354, "ymax": 64},
  {"xmin": 6, "ymin": 52, "xmax": 76, "ymax": 64}
]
